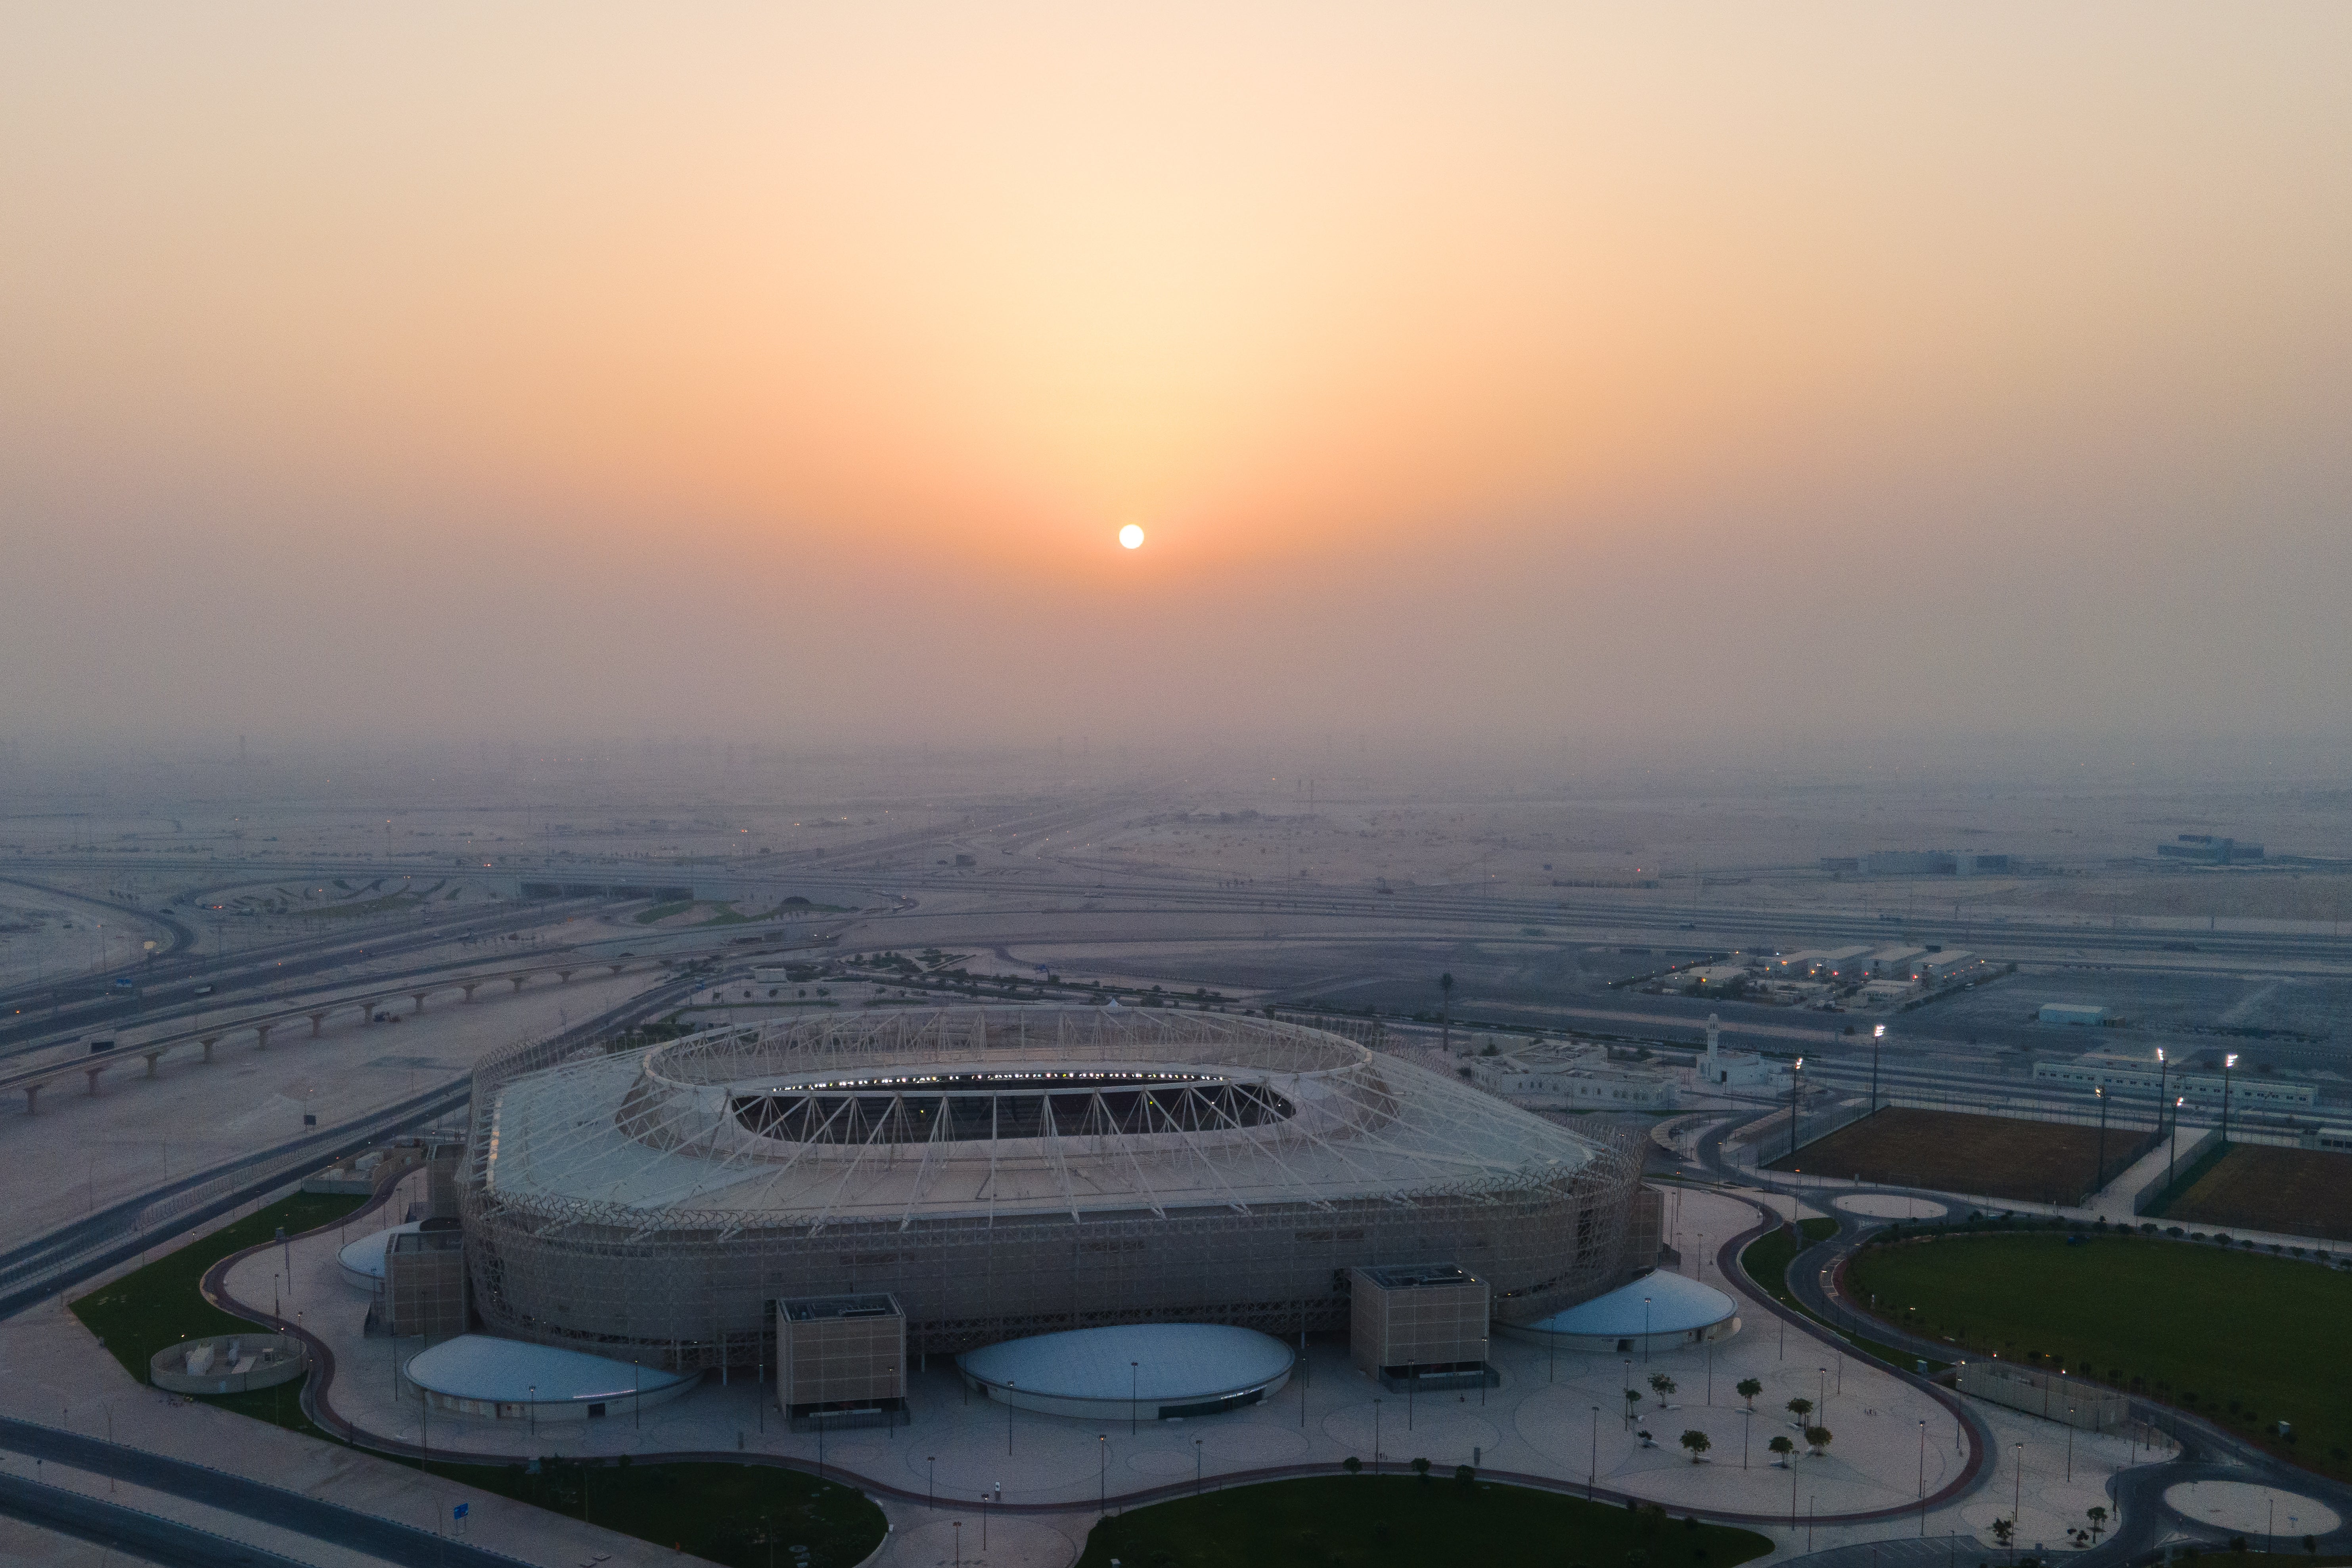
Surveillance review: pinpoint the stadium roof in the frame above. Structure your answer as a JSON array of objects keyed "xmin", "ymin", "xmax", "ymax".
[
  {"xmin": 403, "ymin": 1334, "xmax": 692, "ymax": 1405},
  {"xmin": 1523, "ymin": 1271, "xmax": 1735, "ymax": 1337},
  {"xmin": 958, "ymin": 1323, "xmax": 1292, "ymax": 1403},
  {"xmin": 477, "ymin": 1009, "xmax": 1615, "ymax": 1233}
]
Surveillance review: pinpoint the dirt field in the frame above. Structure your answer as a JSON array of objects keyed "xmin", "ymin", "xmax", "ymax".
[
  {"xmin": 1765, "ymin": 1107, "xmax": 2143, "ymax": 1206},
  {"xmin": 2161, "ymin": 1144, "xmax": 2352, "ymax": 1243}
]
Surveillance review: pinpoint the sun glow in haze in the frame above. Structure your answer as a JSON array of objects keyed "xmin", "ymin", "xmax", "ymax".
[{"xmin": 1, "ymin": 4, "xmax": 2349, "ymax": 747}]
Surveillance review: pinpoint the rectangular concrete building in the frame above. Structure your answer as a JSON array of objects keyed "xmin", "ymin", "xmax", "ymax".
[
  {"xmin": 1349, "ymin": 1264, "xmax": 1491, "ymax": 1389},
  {"xmin": 777, "ymin": 1294, "xmax": 906, "ymax": 1426},
  {"xmin": 384, "ymin": 1219, "xmax": 467, "ymax": 1341}
]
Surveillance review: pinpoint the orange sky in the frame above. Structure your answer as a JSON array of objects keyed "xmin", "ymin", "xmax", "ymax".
[{"xmin": 3, "ymin": 3, "xmax": 2349, "ymax": 747}]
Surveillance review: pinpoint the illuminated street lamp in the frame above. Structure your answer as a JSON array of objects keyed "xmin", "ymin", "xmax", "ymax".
[
  {"xmin": 1789, "ymin": 1058, "xmax": 1805, "ymax": 1161},
  {"xmin": 1870, "ymin": 1025, "xmax": 1886, "ymax": 1116},
  {"xmin": 2220, "ymin": 1053, "xmax": 2239, "ymax": 1141}
]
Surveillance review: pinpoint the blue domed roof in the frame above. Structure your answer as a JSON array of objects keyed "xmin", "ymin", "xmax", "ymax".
[
  {"xmin": 959, "ymin": 1323, "xmax": 1292, "ymax": 1403},
  {"xmin": 1526, "ymin": 1271, "xmax": 1736, "ymax": 1336}
]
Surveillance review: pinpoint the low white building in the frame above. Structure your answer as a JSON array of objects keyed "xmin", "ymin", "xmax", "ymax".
[
  {"xmin": 1469, "ymin": 1044, "xmax": 1680, "ymax": 1110},
  {"xmin": 1691, "ymin": 1015, "xmax": 1793, "ymax": 1093},
  {"xmin": 2031, "ymin": 1053, "xmax": 2317, "ymax": 1110}
]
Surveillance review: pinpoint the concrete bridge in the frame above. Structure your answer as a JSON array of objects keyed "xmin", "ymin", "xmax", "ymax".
[{"xmin": 0, "ymin": 957, "xmax": 668, "ymax": 1116}]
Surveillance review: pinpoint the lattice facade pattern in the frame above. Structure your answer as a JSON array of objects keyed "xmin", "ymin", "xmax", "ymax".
[{"xmin": 460, "ymin": 1009, "xmax": 1647, "ymax": 1372}]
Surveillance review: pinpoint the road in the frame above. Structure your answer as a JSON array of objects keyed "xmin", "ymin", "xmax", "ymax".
[
  {"xmin": 0, "ymin": 971, "xmax": 705, "ymax": 1319},
  {"xmin": 1697, "ymin": 1113, "xmax": 2352, "ymax": 1568},
  {"xmin": 0, "ymin": 1415, "xmax": 526, "ymax": 1568}
]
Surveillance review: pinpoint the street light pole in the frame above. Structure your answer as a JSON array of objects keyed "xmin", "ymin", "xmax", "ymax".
[
  {"xmin": 1789, "ymin": 1059, "xmax": 1804, "ymax": 1161},
  {"xmin": 1918, "ymin": 1420, "xmax": 1927, "ymax": 1536},
  {"xmin": 1870, "ymin": 1025, "xmax": 1885, "ymax": 1115},
  {"xmin": 2221, "ymin": 1053, "xmax": 2239, "ymax": 1142},
  {"xmin": 2094, "ymin": 1087, "xmax": 2108, "ymax": 1193}
]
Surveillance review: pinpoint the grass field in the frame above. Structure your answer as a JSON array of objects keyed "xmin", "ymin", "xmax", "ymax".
[
  {"xmin": 1735, "ymin": 1218, "xmax": 1838, "ymax": 1311},
  {"xmin": 1846, "ymin": 1232, "xmax": 2352, "ymax": 1478},
  {"xmin": 2155, "ymin": 1144, "xmax": 2352, "ymax": 1243},
  {"xmin": 69, "ymin": 1191, "xmax": 887, "ymax": 1566},
  {"xmin": 1766, "ymin": 1108, "xmax": 2144, "ymax": 1205},
  {"xmin": 1074, "ymin": 1475, "xmax": 1774, "ymax": 1568},
  {"xmin": 72, "ymin": 1190, "xmax": 370, "ymax": 1433}
]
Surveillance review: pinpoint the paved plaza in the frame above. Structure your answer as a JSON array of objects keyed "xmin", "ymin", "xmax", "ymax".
[
  {"xmin": 0, "ymin": 1154, "xmax": 2206, "ymax": 1568},
  {"xmin": 202, "ymin": 1185, "xmax": 2160, "ymax": 1565}
]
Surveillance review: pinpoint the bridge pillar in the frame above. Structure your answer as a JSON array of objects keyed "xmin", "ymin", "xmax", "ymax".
[
  {"xmin": 144, "ymin": 1051, "xmax": 164, "ymax": 1078},
  {"xmin": 460, "ymin": 982, "xmax": 481, "ymax": 1003},
  {"xmin": 410, "ymin": 991, "xmax": 429, "ymax": 1015},
  {"xmin": 84, "ymin": 1064, "xmax": 106, "ymax": 1096},
  {"xmin": 254, "ymin": 1023, "xmax": 274, "ymax": 1049},
  {"xmin": 201, "ymin": 1037, "xmax": 220, "ymax": 1063},
  {"xmin": 308, "ymin": 1010, "xmax": 329, "ymax": 1037},
  {"xmin": 509, "ymin": 976, "xmax": 529, "ymax": 993},
  {"xmin": 23, "ymin": 1084, "xmax": 38, "ymax": 1115}
]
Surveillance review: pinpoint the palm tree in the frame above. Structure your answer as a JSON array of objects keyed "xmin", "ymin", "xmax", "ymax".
[
  {"xmin": 1737, "ymin": 1378, "xmax": 1762, "ymax": 1408},
  {"xmin": 1767, "ymin": 1435, "xmax": 1796, "ymax": 1467},
  {"xmin": 1680, "ymin": 1430, "xmax": 1712, "ymax": 1464},
  {"xmin": 1786, "ymin": 1396, "xmax": 1813, "ymax": 1426},
  {"xmin": 2087, "ymin": 1507, "xmax": 2108, "ymax": 1541},
  {"xmin": 1649, "ymin": 1373, "xmax": 1678, "ymax": 1407}
]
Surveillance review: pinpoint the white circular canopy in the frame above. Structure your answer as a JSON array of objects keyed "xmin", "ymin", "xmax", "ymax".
[
  {"xmin": 1523, "ymin": 1271, "xmax": 1737, "ymax": 1338},
  {"xmin": 960, "ymin": 1323, "xmax": 1292, "ymax": 1405}
]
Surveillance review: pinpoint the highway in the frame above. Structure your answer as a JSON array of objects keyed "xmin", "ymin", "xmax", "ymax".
[
  {"xmin": 0, "ymin": 1415, "xmax": 526, "ymax": 1568},
  {"xmin": 0, "ymin": 970, "xmax": 705, "ymax": 1319}
]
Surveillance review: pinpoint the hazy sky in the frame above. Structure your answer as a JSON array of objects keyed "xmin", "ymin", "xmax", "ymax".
[{"xmin": 4, "ymin": 3, "xmax": 2348, "ymax": 753}]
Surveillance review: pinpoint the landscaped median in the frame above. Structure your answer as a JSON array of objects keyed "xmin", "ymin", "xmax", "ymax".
[
  {"xmin": 69, "ymin": 1188, "xmax": 889, "ymax": 1568},
  {"xmin": 1732, "ymin": 1216, "xmax": 1947, "ymax": 1374},
  {"xmin": 1074, "ymin": 1474, "xmax": 1774, "ymax": 1568}
]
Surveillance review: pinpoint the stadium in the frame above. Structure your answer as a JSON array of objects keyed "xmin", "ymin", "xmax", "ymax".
[{"xmin": 459, "ymin": 1008, "xmax": 1655, "ymax": 1376}]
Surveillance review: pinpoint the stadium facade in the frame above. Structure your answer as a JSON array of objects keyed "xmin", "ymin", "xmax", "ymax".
[{"xmin": 460, "ymin": 1008, "xmax": 1657, "ymax": 1373}]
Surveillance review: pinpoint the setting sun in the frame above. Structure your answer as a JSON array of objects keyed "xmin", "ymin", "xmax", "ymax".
[{"xmin": 1119, "ymin": 524, "xmax": 1145, "ymax": 551}]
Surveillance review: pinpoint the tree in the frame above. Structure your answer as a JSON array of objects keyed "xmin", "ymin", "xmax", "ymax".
[
  {"xmin": 1786, "ymin": 1396, "xmax": 1814, "ymax": 1425},
  {"xmin": 1767, "ymin": 1435, "xmax": 1796, "ymax": 1467},
  {"xmin": 1650, "ymin": 1373, "xmax": 1678, "ymax": 1407},
  {"xmin": 2086, "ymin": 1507, "xmax": 2108, "ymax": 1541},
  {"xmin": 1410, "ymin": 1457, "xmax": 1432, "ymax": 1483},
  {"xmin": 1679, "ymin": 1430, "xmax": 1712, "ymax": 1464},
  {"xmin": 1440, "ymin": 973, "xmax": 1456, "ymax": 1052},
  {"xmin": 1454, "ymin": 1465, "xmax": 1477, "ymax": 1490},
  {"xmin": 1805, "ymin": 1426, "xmax": 1833, "ymax": 1457},
  {"xmin": 1342, "ymin": 1456, "xmax": 1362, "ymax": 1476},
  {"xmin": 1737, "ymin": 1378, "xmax": 1763, "ymax": 1408},
  {"xmin": 1992, "ymin": 1518, "xmax": 2016, "ymax": 1557},
  {"xmin": 1624, "ymin": 1388, "xmax": 1644, "ymax": 1423}
]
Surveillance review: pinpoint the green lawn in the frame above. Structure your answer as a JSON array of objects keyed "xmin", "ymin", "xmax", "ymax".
[
  {"xmin": 1075, "ymin": 1476, "xmax": 1773, "ymax": 1568},
  {"xmin": 69, "ymin": 1192, "xmax": 888, "ymax": 1567},
  {"xmin": 73, "ymin": 1189, "xmax": 370, "ymax": 1434},
  {"xmin": 1846, "ymin": 1233, "xmax": 2352, "ymax": 1477},
  {"xmin": 1735, "ymin": 1218, "xmax": 1944, "ymax": 1374},
  {"xmin": 1735, "ymin": 1218, "xmax": 1837, "ymax": 1311},
  {"xmin": 418, "ymin": 1455, "xmax": 885, "ymax": 1568}
]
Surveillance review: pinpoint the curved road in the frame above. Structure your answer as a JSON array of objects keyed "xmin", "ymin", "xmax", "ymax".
[{"xmin": 1698, "ymin": 1118, "xmax": 2352, "ymax": 1568}]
